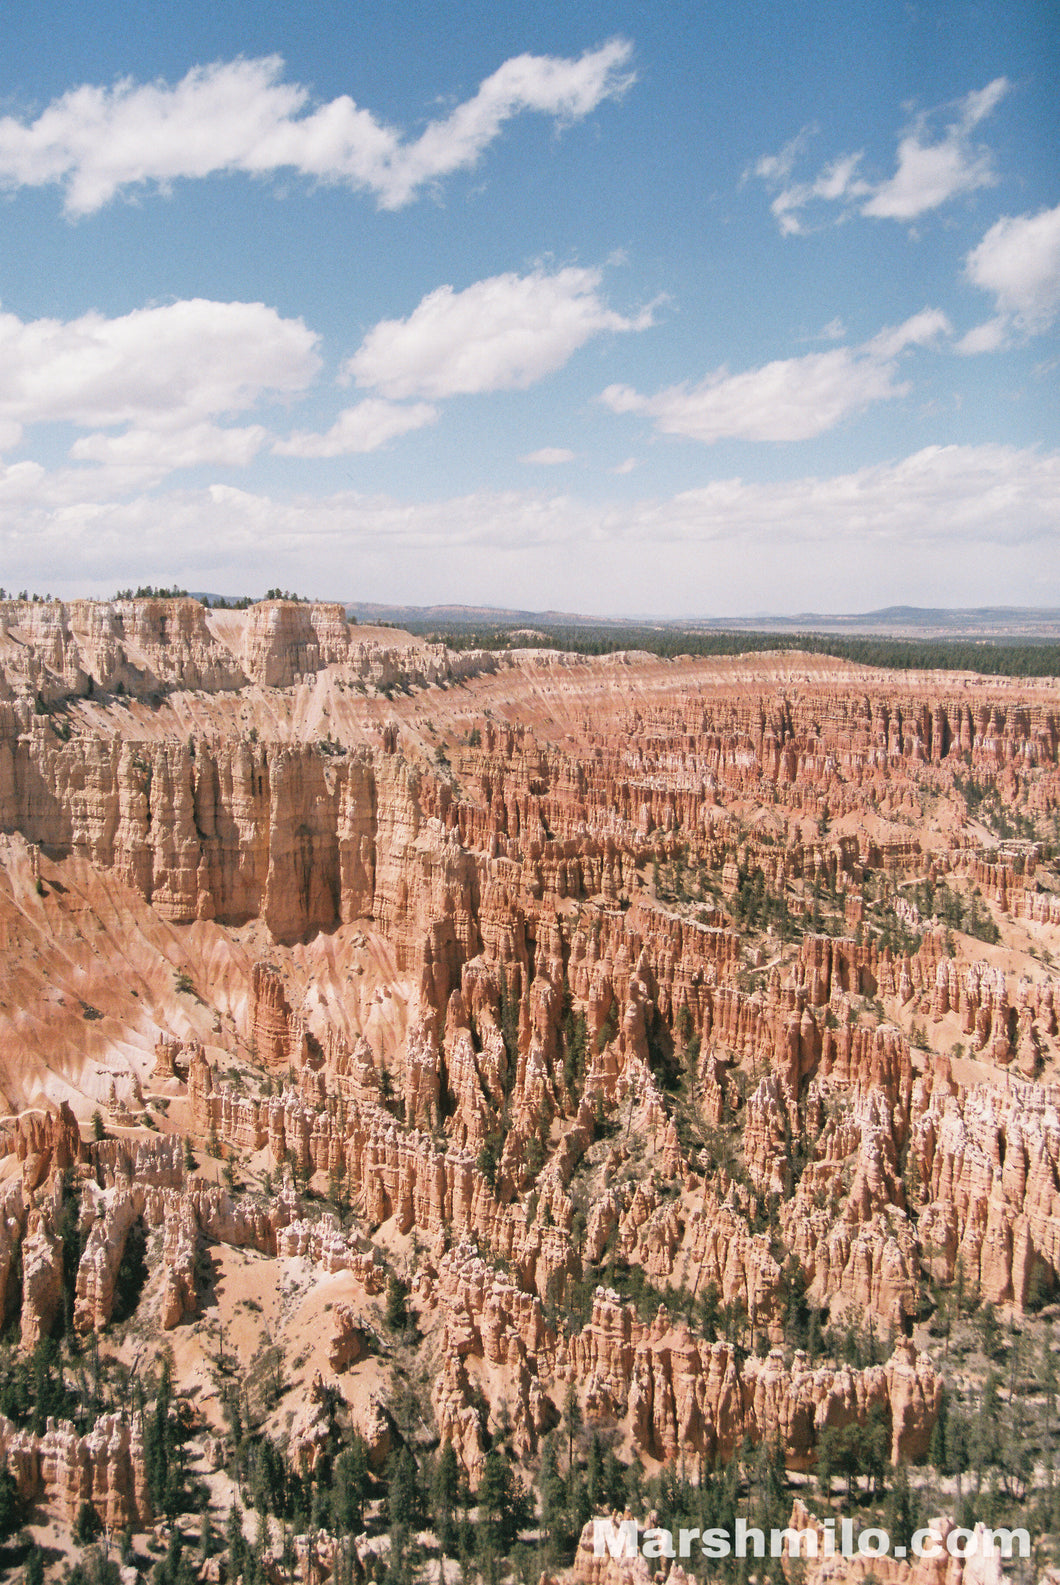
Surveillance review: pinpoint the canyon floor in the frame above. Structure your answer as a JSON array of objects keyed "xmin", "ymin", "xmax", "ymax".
[{"xmin": 0, "ymin": 597, "xmax": 1057, "ymax": 1584}]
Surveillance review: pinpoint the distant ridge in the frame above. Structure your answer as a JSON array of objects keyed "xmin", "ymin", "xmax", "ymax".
[{"xmin": 347, "ymin": 601, "xmax": 1060, "ymax": 640}]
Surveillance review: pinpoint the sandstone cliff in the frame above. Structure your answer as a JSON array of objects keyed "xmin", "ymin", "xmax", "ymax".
[{"xmin": 0, "ymin": 607, "xmax": 1058, "ymax": 1557}]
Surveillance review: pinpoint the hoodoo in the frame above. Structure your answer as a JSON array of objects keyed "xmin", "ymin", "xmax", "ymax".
[{"xmin": 0, "ymin": 598, "xmax": 1056, "ymax": 1577}]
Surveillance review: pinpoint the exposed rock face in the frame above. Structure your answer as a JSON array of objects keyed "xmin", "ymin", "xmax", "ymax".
[
  {"xmin": 782, "ymin": 1500, "xmax": 986, "ymax": 1585},
  {"xmin": 348, "ymin": 1388, "xmax": 394, "ymax": 1468},
  {"xmin": 564, "ymin": 1521, "xmax": 688, "ymax": 1585},
  {"xmin": 159, "ymin": 1201, "xmax": 200, "ymax": 1330},
  {"xmin": 74, "ymin": 1191, "xmax": 141, "ymax": 1333},
  {"xmin": 83, "ymin": 598, "xmax": 247, "ymax": 694},
  {"xmin": 414, "ymin": 1245, "xmax": 939, "ymax": 1478},
  {"xmin": 4, "ymin": 1102, "xmax": 82, "ymax": 1189},
  {"xmin": 0, "ymin": 1181, "xmax": 26, "ymax": 1322},
  {"xmin": 0, "ymin": 1410, "xmax": 150, "ymax": 1528},
  {"xmin": 0, "ymin": 596, "xmax": 498, "ymax": 710},
  {"xmin": 911, "ymin": 1073, "xmax": 1060, "ymax": 1306},
  {"xmin": 239, "ymin": 602, "xmax": 345, "ymax": 688},
  {"xmin": 2, "ymin": 607, "xmax": 1057, "ymax": 954},
  {"xmin": 5, "ymin": 603, "xmax": 1060, "ymax": 1550},
  {"xmin": 251, "ymin": 961, "xmax": 301, "ymax": 1068},
  {"xmin": 19, "ymin": 1213, "xmax": 64, "ymax": 1352},
  {"xmin": 328, "ymin": 1303, "xmax": 367, "ymax": 1371}
]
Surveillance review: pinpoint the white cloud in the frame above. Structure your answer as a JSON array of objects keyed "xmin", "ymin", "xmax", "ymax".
[
  {"xmin": 653, "ymin": 443, "xmax": 1059, "ymax": 547},
  {"xmin": 69, "ymin": 421, "xmax": 268, "ymax": 488},
  {"xmin": 273, "ymin": 400, "xmax": 438, "ymax": 457},
  {"xmin": 0, "ymin": 43, "xmax": 634, "ymax": 215},
  {"xmin": 862, "ymin": 78, "xmax": 1008, "ymax": 220},
  {"xmin": 750, "ymin": 126, "xmax": 816, "ymax": 187},
  {"xmin": 955, "ymin": 317, "xmax": 1010, "ymax": 356},
  {"xmin": 4, "ymin": 445, "xmax": 1057, "ymax": 606},
  {"xmin": 754, "ymin": 79, "xmax": 1009, "ymax": 233},
  {"xmin": 769, "ymin": 152, "xmax": 870, "ymax": 236},
  {"xmin": 815, "ymin": 152, "xmax": 865, "ymax": 202},
  {"xmin": 0, "ymin": 299, "xmax": 319, "ymax": 431},
  {"xmin": 346, "ymin": 267, "xmax": 654, "ymax": 400},
  {"xmin": 522, "ymin": 447, "xmax": 575, "ymax": 465},
  {"xmin": 964, "ymin": 202, "xmax": 1060, "ymax": 334},
  {"xmin": 864, "ymin": 307, "xmax": 951, "ymax": 360},
  {"xmin": 600, "ymin": 310, "xmax": 950, "ymax": 443}
]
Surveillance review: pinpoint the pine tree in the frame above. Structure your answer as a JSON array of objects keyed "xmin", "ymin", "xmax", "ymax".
[
  {"xmin": 928, "ymin": 1385, "xmax": 950, "ymax": 1474},
  {"xmin": 861, "ymin": 1404, "xmax": 891, "ymax": 1497},
  {"xmin": 1043, "ymin": 1339, "xmax": 1060, "ymax": 1442},
  {"xmin": 562, "ymin": 1383, "xmax": 582, "ymax": 1469},
  {"xmin": 0, "ymin": 1465, "xmax": 22, "ymax": 1541},
  {"xmin": 143, "ymin": 1357, "xmax": 188, "ymax": 1518},
  {"xmin": 816, "ymin": 1428, "xmax": 837, "ymax": 1506},
  {"xmin": 539, "ymin": 1439, "xmax": 574, "ymax": 1565},
  {"xmin": 972, "ymin": 1371, "xmax": 1001, "ymax": 1495},
  {"xmin": 387, "ymin": 1445, "xmax": 420, "ymax": 1532},
  {"xmin": 433, "ymin": 1440, "xmax": 460, "ymax": 1556},
  {"xmin": 332, "ymin": 1437, "xmax": 370, "ymax": 1535},
  {"xmin": 226, "ymin": 1505, "xmax": 248, "ymax": 1582},
  {"xmin": 385, "ymin": 1275, "xmax": 410, "ymax": 1331},
  {"xmin": 199, "ymin": 1494, "xmax": 218, "ymax": 1558},
  {"xmin": 748, "ymin": 1439, "xmax": 787, "ymax": 1533},
  {"xmin": 73, "ymin": 1500, "xmax": 102, "ymax": 1546},
  {"xmin": 602, "ymin": 1449, "xmax": 626, "ymax": 1511},
  {"xmin": 476, "ymin": 1449, "xmax": 527, "ymax": 1556},
  {"xmin": 586, "ymin": 1433, "xmax": 604, "ymax": 1508},
  {"xmin": 884, "ymin": 1463, "xmax": 920, "ymax": 1552}
]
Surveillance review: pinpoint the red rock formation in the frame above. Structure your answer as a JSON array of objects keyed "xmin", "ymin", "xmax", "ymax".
[
  {"xmin": 0, "ymin": 1411, "xmax": 150, "ymax": 1528},
  {"xmin": 251, "ymin": 962, "xmax": 299, "ymax": 1068},
  {"xmin": 328, "ymin": 1303, "xmax": 368, "ymax": 1371},
  {"xmin": 418, "ymin": 1246, "xmax": 939, "ymax": 1476},
  {"xmin": 74, "ymin": 1190, "xmax": 141, "ymax": 1333},
  {"xmin": 7, "ymin": 614, "xmax": 1060, "ymax": 1557},
  {"xmin": 5, "ymin": 1102, "xmax": 82, "ymax": 1189}
]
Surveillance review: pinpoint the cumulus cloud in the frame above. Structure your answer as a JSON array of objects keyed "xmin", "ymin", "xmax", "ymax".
[
  {"xmin": 273, "ymin": 399, "xmax": 438, "ymax": 457},
  {"xmin": 653, "ymin": 443, "xmax": 1058, "ymax": 546},
  {"xmin": 522, "ymin": 447, "xmax": 575, "ymax": 465},
  {"xmin": 69, "ymin": 421, "xmax": 268, "ymax": 489},
  {"xmin": 963, "ymin": 201, "xmax": 1060, "ymax": 336},
  {"xmin": 346, "ymin": 266, "xmax": 654, "ymax": 400},
  {"xmin": 3, "ymin": 444, "xmax": 1057, "ymax": 603},
  {"xmin": 0, "ymin": 298, "xmax": 322, "ymax": 491},
  {"xmin": 0, "ymin": 299, "xmax": 319, "ymax": 431},
  {"xmin": 862, "ymin": 77, "xmax": 1008, "ymax": 220},
  {"xmin": 955, "ymin": 317, "xmax": 1010, "ymax": 356},
  {"xmin": 863, "ymin": 307, "xmax": 952, "ymax": 360},
  {"xmin": 600, "ymin": 310, "xmax": 950, "ymax": 443},
  {"xmin": 753, "ymin": 79, "xmax": 1009, "ymax": 233},
  {"xmin": 0, "ymin": 43, "xmax": 634, "ymax": 215}
]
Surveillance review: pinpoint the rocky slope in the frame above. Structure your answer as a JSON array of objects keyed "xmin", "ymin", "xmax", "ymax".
[{"xmin": 0, "ymin": 598, "xmax": 1058, "ymax": 1576}]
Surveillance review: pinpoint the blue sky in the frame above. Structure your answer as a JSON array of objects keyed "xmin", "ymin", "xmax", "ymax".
[{"xmin": 0, "ymin": 0, "xmax": 1057, "ymax": 615}]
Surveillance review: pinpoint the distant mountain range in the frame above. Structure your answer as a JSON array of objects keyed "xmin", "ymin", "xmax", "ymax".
[
  {"xmin": 187, "ymin": 593, "xmax": 1060, "ymax": 641},
  {"xmin": 345, "ymin": 602, "xmax": 1060, "ymax": 640}
]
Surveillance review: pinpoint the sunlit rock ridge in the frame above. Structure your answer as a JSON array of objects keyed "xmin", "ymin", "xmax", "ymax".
[{"xmin": 0, "ymin": 595, "xmax": 1058, "ymax": 1577}]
